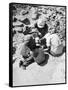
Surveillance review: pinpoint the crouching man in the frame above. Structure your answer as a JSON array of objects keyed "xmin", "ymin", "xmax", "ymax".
[
  {"xmin": 42, "ymin": 29, "xmax": 64, "ymax": 56},
  {"xmin": 19, "ymin": 36, "xmax": 49, "ymax": 70}
]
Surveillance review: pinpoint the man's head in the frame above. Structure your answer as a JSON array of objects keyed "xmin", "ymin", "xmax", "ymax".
[
  {"xmin": 37, "ymin": 14, "xmax": 47, "ymax": 28},
  {"xmin": 37, "ymin": 18, "xmax": 46, "ymax": 28}
]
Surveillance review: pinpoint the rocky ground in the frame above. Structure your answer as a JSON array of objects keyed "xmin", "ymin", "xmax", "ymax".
[{"xmin": 11, "ymin": 4, "xmax": 66, "ymax": 86}]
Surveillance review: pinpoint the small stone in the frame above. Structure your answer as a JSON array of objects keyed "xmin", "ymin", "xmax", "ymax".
[
  {"xmin": 21, "ymin": 18, "xmax": 30, "ymax": 25},
  {"xmin": 13, "ymin": 17, "xmax": 17, "ymax": 22},
  {"xmin": 12, "ymin": 47, "xmax": 16, "ymax": 55}
]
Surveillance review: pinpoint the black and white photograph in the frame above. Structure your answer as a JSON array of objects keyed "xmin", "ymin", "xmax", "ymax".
[{"xmin": 9, "ymin": 3, "xmax": 66, "ymax": 87}]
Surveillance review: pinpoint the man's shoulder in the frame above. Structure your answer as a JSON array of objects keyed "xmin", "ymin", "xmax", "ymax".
[{"xmin": 43, "ymin": 33, "xmax": 51, "ymax": 38}]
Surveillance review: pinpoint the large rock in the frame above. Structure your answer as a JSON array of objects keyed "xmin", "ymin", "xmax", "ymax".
[{"xmin": 21, "ymin": 18, "xmax": 30, "ymax": 25}]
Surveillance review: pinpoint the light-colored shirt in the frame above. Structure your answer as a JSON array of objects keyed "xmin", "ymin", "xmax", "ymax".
[{"xmin": 43, "ymin": 33, "xmax": 63, "ymax": 54}]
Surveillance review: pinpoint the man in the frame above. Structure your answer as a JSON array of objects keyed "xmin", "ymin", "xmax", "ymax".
[
  {"xmin": 19, "ymin": 36, "xmax": 49, "ymax": 70},
  {"xmin": 42, "ymin": 28, "xmax": 64, "ymax": 56},
  {"xmin": 35, "ymin": 18, "xmax": 48, "ymax": 38}
]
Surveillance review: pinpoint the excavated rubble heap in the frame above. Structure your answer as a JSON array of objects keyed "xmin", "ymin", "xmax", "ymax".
[{"xmin": 12, "ymin": 4, "xmax": 66, "ymax": 63}]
